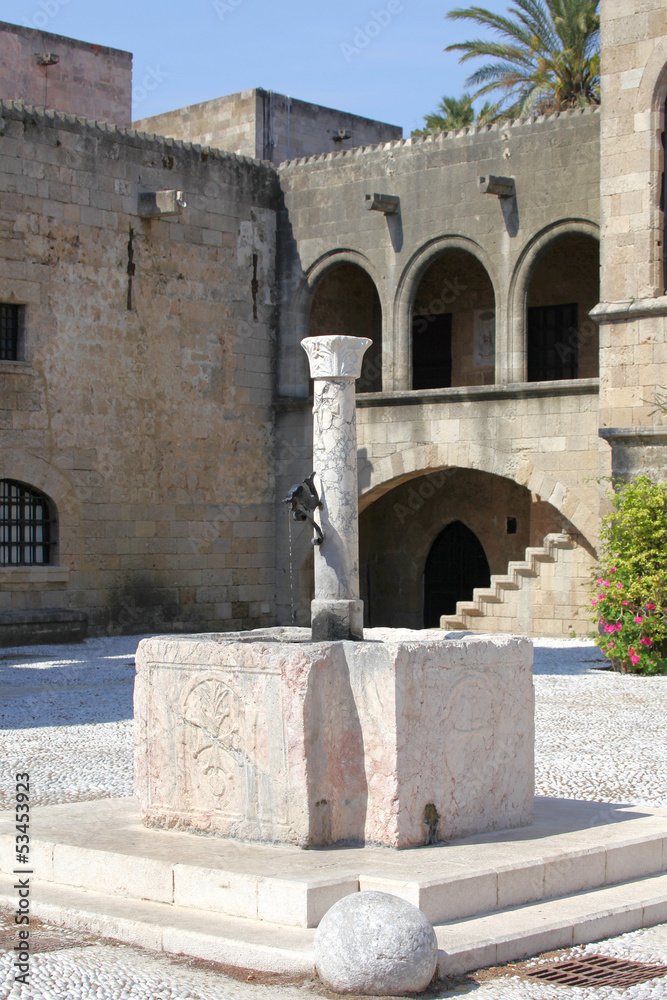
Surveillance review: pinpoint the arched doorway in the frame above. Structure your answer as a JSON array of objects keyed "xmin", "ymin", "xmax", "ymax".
[
  {"xmin": 526, "ymin": 233, "xmax": 599, "ymax": 381},
  {"xmin": 411, "ymin": 250, "xmax": 495, "ymax": 389},
  {"xmin": 308, "ymin": 263, "xmax": 382, "ymax": 392},
  {"xmin": 423, "ymin": 521, "xmax": 491, "ymax": 627}
]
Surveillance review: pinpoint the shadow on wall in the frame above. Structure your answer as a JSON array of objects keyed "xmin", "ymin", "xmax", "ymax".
[{"xmin": 304, "ymin": 642, "xmax": 368, "ymax": 844}]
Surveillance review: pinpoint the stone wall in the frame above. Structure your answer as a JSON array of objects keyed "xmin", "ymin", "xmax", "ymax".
[
  {"xmin": 0, "ymin": 100, "xmax": 278, "ymax": 634},
  {"xmin": 274, "ymin": 110, "xmax": 601, "ymax": 628},
  {"xmin": 0, "ymin": 21, "xmax": 132, "ymax": 125},
  {"xmin": 276, "ymin": 107, "xmax": 601, "ymax": 397},
  {"xmin": 134, "ymin": 89, "xmax": 403, "ymax": 166},
  {"xmin": 593, "ymin": 0, "xmax": 667, "ymax": 440}
]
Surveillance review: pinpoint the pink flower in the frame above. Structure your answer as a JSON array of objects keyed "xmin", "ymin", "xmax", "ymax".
[
  {"xmin": 640, "ymin": 637, "xmax": 652, "ymax": 646},
  {"xmin": 610, "ymin": 567, "xmax": 617, "ymax": 573},
  {"xmin": 622, "ymin": 600, "xmax": 630, "ymax": 605},
  {"xmin": 634, "ymin": 616, "xmax": 643, "ymax": 624},
  {"xmin": 599, "ymin": 594, "xmax": 606, "ymax": 600},
  {"xmin": 604, "ymin": 624, "xmax": 615, "ymax": 633},
  {"xmin": 616, "ymin": 583, "xmax": 624, "ymax": 589},
  {"xmin": 597, "ymin": 577, "xmax": 603, "ymax": 585},
  {"xmin": 615, "ymin": 623, "xmax": 622, "ymax": 632},
  {"xmin": 628, "ymin": 648, "xmax": 640, "ymax": 666},
  {"xmin": 646, "ymin": 603, "xmax": 656, "ymax": 610},
  {"xmin": 603, "ymin": 580, "xmax": 611, "ymax": 586},
  {"xmin": 591, "ymin": 599, "xmax": 598, "ymax": 606},
  {"xmin": 607, "ymin": 641, "xmax": 615, "ymax": 649}
]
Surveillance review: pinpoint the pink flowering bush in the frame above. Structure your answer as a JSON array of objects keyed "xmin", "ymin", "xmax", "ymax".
[{"xmin": 590, "ymin": 476, "xmax": 667, "ymax": 674}]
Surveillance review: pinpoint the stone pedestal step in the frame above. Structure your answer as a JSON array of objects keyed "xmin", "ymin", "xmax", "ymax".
[
  {"xmin": 438, "ymin": 871, "xmax": 667, "ymax": 975},
  {"xmin": 1, "ymin": 798, "xmax": 666, "ymax": 929},
  {"xmin": 2, "ymin": 870, "xmax": 667, "ymax": 978},
  {"xmin": 0, "ymin": 875, "xmax": 314, "ymax": 975}
]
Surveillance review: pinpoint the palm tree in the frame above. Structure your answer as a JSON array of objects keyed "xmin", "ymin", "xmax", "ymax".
[
  {"xmin": 444, "ymin": 0, "xmax": 600, "ymax": 119},
  {"xmin": 412, "ymin": 93, "xmax": 498, "ymax": 137}
]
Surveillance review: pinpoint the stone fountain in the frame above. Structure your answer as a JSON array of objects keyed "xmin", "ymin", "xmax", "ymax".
[{"xmin": 134, "ymin": 335, "xmax": 534, "ymax": 848}]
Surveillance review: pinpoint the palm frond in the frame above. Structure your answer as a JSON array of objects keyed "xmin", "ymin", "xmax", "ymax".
[{"xmin": 444, "ymin": 0, "xmax": 600, "ymax": 118}]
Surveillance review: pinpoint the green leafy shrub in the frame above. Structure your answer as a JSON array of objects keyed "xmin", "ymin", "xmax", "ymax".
[{"xmin": 591, "ymin": 475, "xmax": 667, "ymax": 674}]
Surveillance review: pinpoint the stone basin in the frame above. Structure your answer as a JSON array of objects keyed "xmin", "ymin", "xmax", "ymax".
[{"xmin": 134, "ymin": 628, "xmax": 534, "ymax": 849}]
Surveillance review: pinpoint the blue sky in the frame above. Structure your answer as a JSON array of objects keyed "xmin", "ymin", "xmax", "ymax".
[{"xmin": 3, "ymin": 0, "xmax": 509, "ymax": 135}]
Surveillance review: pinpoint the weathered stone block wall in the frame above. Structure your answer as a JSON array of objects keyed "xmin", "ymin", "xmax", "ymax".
[
  {"xmin": 594, "ymin": 0, "xmax": 667, "ymax": 438},
  {"xmin": 0, "ymin": 21, "xmax": 132, "ymax": 125},
  {"xmin": 0, "ymin": 100, "xmax": 278, "ymax": 634},
  {"xmin": 134, "ymin": 89, "xmax": 403, "ymax": 166},
  {"xmin": 277, "ymin": 108, "xmax": 600, "ymax": 397},
  {"xmin": 134, "ymin": 91, "xmax": 259, "ymax": 161}
]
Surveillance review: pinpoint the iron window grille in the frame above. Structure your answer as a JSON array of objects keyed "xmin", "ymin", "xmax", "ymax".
[
  {"xmin": 0, "ymin": 480, "xmax": 53, "ymax": 566},
  {"xmin": 0, "ymin": 304, "xmax": 21, "ymax": 361}
]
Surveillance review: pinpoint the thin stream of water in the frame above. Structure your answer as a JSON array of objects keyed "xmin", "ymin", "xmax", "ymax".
[{"xmin": 288, "ymin": 515, "xmax": 297, "ymax": 624}]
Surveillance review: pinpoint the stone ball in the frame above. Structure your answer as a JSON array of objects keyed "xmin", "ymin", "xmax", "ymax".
[{"xmin": 314, "ymin": 891, "xmax": 438, "ymax": 995}]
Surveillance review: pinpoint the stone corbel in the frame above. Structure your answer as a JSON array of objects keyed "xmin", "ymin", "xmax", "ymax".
[
  {"xmin": 365, "ymin": 193, "xmax": 400, "ymax": 214},
  {"xmin": 137, "ymin": 190, "xmax": 187, "ymax": 219},
  {"xmin": 478, "ymin": 175, "xmax": 515, "ymax": 197}
]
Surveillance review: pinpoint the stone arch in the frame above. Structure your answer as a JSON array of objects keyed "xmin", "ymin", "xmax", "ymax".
[
  {"xmin": 636, "ymin": 48, "xmax": 667, "ymax": 294},
  {"xmin": 394, "ymin": 236, "xmax": 500, "ymax": 391},
  {"xmin": 508, "ymin": 220, "xmax": 600, "ymax": 382},
  {"xmin": 0, "ymin": 450, "xmax": 78, "ymax": 515},
  {"xmin": 358, "ymin": 443, "xmax": 596, "ymax": 542},
  {"xmin": 286, "ymin": 250, "xmax": 387, "ymax": 396},
  {"xmin": 0, "ymin": 452, "xmax": 80, "ymax": 567}
]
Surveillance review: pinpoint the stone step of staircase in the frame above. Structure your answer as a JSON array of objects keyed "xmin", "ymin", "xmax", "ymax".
[
  {"xmin": 441, "ymin": 532, "xmax": 575, "ymax": 631},
  {"xmin": 1, "ymin": 798, "xmax": 666, "ymax": 930},
  {"xmin": 3, "ymin": 870, "xmax": 667, "ymax": 978}
]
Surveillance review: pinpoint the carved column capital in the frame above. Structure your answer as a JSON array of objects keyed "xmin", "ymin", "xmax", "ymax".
[{"xmin": 301, "ymin": 335, "xmax": 372, "ymax": 380}]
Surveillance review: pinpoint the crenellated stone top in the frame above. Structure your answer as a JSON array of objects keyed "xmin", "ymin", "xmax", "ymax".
[{"xmin": 301, "ymin": 335, "xmax": 372, "ymax": 380}]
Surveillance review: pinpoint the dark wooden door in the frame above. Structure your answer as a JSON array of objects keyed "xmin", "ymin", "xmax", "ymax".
[
  {"xmin": 527, "ymin": 302, "xmax": 578, "ymax": 381},
  {"xmin": 423, "ymin": 520, "xmax": 490, "ymax": 627}
]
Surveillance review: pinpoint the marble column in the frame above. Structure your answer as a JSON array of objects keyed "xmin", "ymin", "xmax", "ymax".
[{"xmin": 301, "ymin": 335, "xmax": 371, "ymax": 641}]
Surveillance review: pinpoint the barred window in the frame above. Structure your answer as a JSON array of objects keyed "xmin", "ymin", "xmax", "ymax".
[
  {"xmin": 0, "ymin": 304, "xmax": 22, "ymax": 361},
  {"xmin": 0, "ymin": 480, "xmax": 53, "ymax": 566}
]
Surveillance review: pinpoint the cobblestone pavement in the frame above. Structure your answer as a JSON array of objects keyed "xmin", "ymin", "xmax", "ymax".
[{"xmin": 1, "ymin": 635, "xmax": 666, "ymax": 998}]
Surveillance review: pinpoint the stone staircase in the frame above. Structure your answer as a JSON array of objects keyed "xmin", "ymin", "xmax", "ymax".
[{"xmin": 440, "ymin": 532, "xmax": 577, "ymax": 634}]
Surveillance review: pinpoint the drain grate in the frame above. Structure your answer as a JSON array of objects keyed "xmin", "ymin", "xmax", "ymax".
[{"xmin": 528, "ymin": 954, "xmax": 667, "ymax": 988}]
